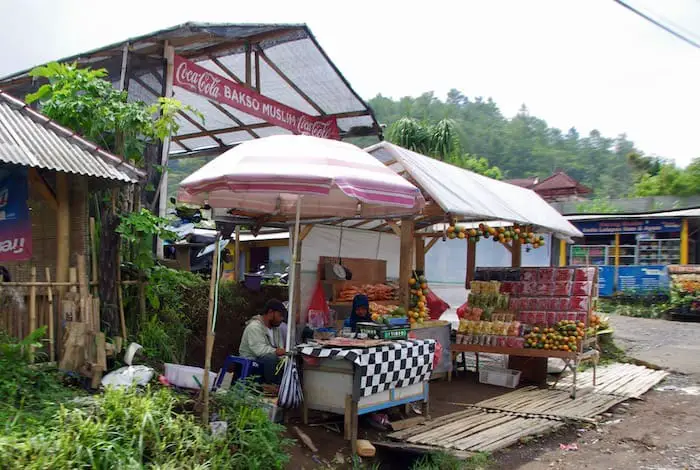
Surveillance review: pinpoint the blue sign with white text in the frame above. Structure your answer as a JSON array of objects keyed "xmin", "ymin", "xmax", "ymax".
[
  {"xmin": 574, "ymin": 218, "xmax": 681, "ymax": 235},
  {"xmin": 595, "ymin": 265, "xmax": 668, "ymax": 296}
]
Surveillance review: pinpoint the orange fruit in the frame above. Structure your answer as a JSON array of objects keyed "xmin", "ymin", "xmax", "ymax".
[{"xmin": 409, "ymin": 278, "xmax": 417, "ymax": 285}]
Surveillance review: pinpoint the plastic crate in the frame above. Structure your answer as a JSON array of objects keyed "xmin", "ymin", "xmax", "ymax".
[
  {"xmin": 478, "ymin": 367, "xmax": 521, "ymax": 388},
  {"xmin": 356, "ymin": 322, "xmax": 408, "ymax": 340}
]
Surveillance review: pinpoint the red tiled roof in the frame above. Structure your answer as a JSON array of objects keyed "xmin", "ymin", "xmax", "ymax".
[{"xmin": 534, "ymin": 172, "xmax": 591, "ymax": 194}]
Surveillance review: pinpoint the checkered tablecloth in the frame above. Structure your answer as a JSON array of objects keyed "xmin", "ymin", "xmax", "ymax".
[{"xmin": 298, "ymin": 339, "xmax": 435, "ymax": 397}]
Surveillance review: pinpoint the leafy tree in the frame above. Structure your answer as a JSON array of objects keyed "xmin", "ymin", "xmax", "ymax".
[{"xmin": 25, "ymin": 62, "xmax": 201, "ymax": 336}]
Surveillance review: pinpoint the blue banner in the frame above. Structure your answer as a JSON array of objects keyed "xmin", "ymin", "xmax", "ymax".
[
  {"xmin": 596, "ymin": 265, "xmax": 668, "ymax": 296},
  {"xmin": 574, "ymin": 218, "xmax": 681, "ymax": 235},
  {"xmin": 0, "ymin": 168, "xmax": 32, "ymax": 261}
]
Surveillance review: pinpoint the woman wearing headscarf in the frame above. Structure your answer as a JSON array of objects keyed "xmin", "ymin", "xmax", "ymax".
[{"xmin": 343, "ymin": 294, "xmax": 370, "ymax": 332}]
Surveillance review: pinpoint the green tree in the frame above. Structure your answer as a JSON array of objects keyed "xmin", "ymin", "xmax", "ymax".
[{"xmin": 25, "ymin": 62, "xmax": 201, "ymax": 336}]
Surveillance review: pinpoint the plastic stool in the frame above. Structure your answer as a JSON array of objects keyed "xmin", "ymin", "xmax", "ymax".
[{"xmin": 215, "ymin": 355, "xmax": 261, "ymax": 388}]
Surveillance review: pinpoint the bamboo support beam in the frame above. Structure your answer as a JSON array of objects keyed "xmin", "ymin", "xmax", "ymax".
[
  {"xmin": 466, "ymin": 239, "xmax": 476, "ymax": 289},
  {"xmin": 56, "ymin": 173, "xmax": 70, "ymax": 295},
  {"xmin": 89, "ymin": 217, "xmax": 98, "ymax": 286},
  {"xmin": 29, "ymin": 267, "xmax": 37, "ymax": 360},
  {"xmin": 45, "ymin": 268, "xmax": 55, "ymax": 363},
  {"xmin": 424, "ymin": 237, "xmax": 440, "ymax": 253},
  {"xmin": 399, "ymin": 218, "xmax": 415, "ymax": 310},
  {"xmin": 415, "ymin": 236, "xmax": 426, "ymax": 273},
  {"xmin": 202, "ymin": 233, "xmax": 222, "ymax": 423},
  {"xmin": 511, "ymin": 239, "xmax": 522, "ymax": 268}
]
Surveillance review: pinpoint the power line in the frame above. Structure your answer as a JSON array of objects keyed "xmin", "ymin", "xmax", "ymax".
[{"xmin": 613, "ymin": 0, "xmax": 700, "ymax": 50}]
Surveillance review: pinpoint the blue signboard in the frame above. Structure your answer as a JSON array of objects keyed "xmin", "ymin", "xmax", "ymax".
[
  {"xmin": 595, "ymin": 265, "xmax": 668, "ymax": 296},
  {"xmin": 0, "ymin": 168, "xmax": 32, "ymax": 261},
  {"xmin": 618, "ymin": 265, "xmax": 668, "ymax": 293},
  {"xmin": 574, "ymin": 218, "xmax": 681, "ymax": 235},
  {"xmin": 598, "ymin": 266, "xmax": 615, "ymax": 296}
]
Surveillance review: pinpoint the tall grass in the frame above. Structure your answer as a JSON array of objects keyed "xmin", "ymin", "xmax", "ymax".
[{"xmin": 0, "ymin": 385, "xmax": 291, "ymax": 469}]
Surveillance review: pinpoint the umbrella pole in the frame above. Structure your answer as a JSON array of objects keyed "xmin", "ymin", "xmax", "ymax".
[
  {"xmin": 286, "ymin": 198, "xmax": 302, "ymax": 350},
  {"xmin": 202, "ymin": 232, "xmax": 222, "ymax": 423}
]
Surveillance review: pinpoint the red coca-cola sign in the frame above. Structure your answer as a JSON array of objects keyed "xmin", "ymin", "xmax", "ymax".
[{"xmin": 173, "ymin": 55, "xmax": 339, "ymax": 139}]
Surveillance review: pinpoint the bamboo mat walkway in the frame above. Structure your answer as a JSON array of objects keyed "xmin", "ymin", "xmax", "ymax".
[
  {"xmin": 552, "ymin": 363, "xmax": 669, "ymax": 399},
  {"xmin": 386, "ymin": 363, "xmax": 668, "ymax": 453}
]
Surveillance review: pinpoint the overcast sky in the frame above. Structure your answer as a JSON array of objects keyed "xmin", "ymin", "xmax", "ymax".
[{"xmin": 2, "ymin": 0, "xmax": 699, "ymax": 165}]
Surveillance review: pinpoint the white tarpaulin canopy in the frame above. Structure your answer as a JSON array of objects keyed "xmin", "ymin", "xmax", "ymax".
[{"xmin": 365, "ymin": 142, "xmax": 583, "ymax": 239}]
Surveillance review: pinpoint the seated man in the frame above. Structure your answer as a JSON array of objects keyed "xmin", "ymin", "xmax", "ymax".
[{"xmin": 239, "ymin": 299, "xmax": 287, "ymax": 384}]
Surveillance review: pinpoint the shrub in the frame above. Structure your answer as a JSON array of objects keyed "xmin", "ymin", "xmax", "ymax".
[{"xmin": 0, "ymin": 385, "xmax": 291, "ymax": 469}]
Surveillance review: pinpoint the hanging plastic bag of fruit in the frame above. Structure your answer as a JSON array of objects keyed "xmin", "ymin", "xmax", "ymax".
[
  {"xmin": 426, "ymin": 289, "xmax": 449, "ymax": 320},
  {"xmin": 432, "ymin": 340, "xmax": 443, "ymax": 369},
  {"xmin": 307, "ymin": 282, "xmax": 330, "ymax": 328}
]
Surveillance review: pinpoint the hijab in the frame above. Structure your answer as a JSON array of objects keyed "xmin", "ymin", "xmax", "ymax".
[{"xmin": 348, "ymin": 294, "xmax": 370, "ymax": 332}]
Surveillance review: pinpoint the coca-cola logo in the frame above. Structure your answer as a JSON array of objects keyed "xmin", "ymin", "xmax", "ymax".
[
  {"xmin": 297, "ymin": 116, "xmax": 334, "ymax": 138},
  {"xmin": 175, "ymin": 61, "xmax": 222, "ymax": 100}
]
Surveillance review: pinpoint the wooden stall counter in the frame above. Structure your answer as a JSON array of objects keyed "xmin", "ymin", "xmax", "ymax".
[{"xmin": 298, "ymin": 338, "xmax": 436, "ymax": 454}]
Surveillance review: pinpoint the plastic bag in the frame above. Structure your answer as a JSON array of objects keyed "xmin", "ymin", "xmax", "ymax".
[
  {"xmin": 426, "ymin": 289, "xmax": 449, "ymax": 320},
  {"xmin": 307, "ymin": 282, "xmax": 330, "ymax": 328},
  {"xmin": 433, "ymin": 340, "xmax": 443, "ymax": 369}
]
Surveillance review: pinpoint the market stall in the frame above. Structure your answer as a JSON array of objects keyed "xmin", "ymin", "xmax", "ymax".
[
  {"xmin": 298, "ymin": 337, "xmax": 435, "ymax": 447},
  {"xmin": 451, "ymin": 266, "xmax": 601, "ymax": 397},
  {"xmin": 178, "ymin": 134, "xmax": 430, "ymax": 453}
]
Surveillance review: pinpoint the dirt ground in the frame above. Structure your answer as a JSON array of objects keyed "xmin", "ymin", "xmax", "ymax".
[{"xmin": 285, "ymin": 312, "xmax": 700, "ymax": 469}]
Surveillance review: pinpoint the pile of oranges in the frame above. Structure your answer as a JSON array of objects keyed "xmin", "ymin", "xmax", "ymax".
[
  {"xmin": 446, "ymin": 221, "xmax": 545, "ymax": 249},
  {"xmin": 408, "ymin": 275, "xmax": 430, "ymax": 324},
  {"xmin": 524, "ymin": 320, "xmax": 586, "ymax": 352}
]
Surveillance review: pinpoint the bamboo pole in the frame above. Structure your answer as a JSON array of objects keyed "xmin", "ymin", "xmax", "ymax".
[
  {"xmin": 46, "ymin": 268, "xmax": 55, "ymax": 362},
  {"xmin": 202, "ymin": 233, "xmax": 222, "ymax": 423},
  {"xmin": 56, "ymin": 173, "xmax": 70, "ymax": 300},
  {"xmin": 29, "ymin": 267, "xmax": 37, "ymax": 360},
  {"xmin": 117, "ymin": 243, "xmax": 127, "ymax": 342},
  {"xmin": 89, "ymin": 217, "xmax": 99, "ymax": 287},
  {"xmin": 415, "ymin": 236, "xmax": 426, "ymax": 273}
]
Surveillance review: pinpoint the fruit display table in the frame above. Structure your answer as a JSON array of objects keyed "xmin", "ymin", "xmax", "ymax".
[
  {"xmin": 449, "ymin": 342, "xmax": 599, "ymax": 398},
  {"xmin": 298, "ymin": 339, "xmax": 435, "ymax": 453}
]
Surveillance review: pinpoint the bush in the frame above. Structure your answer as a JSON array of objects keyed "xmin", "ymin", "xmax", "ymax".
[
  {"xmin": 0, "ymin": 328, "xmax": 79, "ymax": 432},
  {"xmin": 0, "ymin": 385, "xmax": 291, "ymax": 469}
]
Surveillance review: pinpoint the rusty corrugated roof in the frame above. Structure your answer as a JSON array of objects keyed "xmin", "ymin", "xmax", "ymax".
[{"xmin": 0, "ymin": 91, "xmax": 144, "ymax": 182}]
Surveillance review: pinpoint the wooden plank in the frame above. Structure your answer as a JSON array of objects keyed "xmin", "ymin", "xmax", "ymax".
[
  {"xmin": 299, "ymin": 224, "xmax": 314, "ymax": 242},
  {"xmin": 511, "ymin": 239, "xmax": 522, "ymax": 267},
  {"xmin": 387, "ymin": 221, "xmax": 401, "ymax": 237},
  {"xmin": 465, "ymin": 239, "xmax": 476, "ymax": 289},
  {"xmin": 451, "ymin": 343, "xmax": 577, "ymax": 359},
  {"xmin": 399, "ymin": 218, "xmax": 415, "ymax": 311},
  {"xmin": 414, "ymin": 237, "xmax": 426, "ymax": 272},
  {"xmin": 29, "ymin": 267, "xmax": 37, "ymax": 359},
  {"xmin": 55, "ymin": 173, "xmax": 70, "ymax": 296},
  {"xmin": 390, "ymin": 416, "xmax": 426, "ymax": 432},
  {"xmin": 371, "ymin": 441, "xmax": 474, "ymax": 460},
  {"xmin": 45, "ymin": 268, "xmax": 55, "ymax": 362},
  {"xmin": 28, "ymin": 168, "xmax": 57, "ymax": 210},
  {"xmin": 424, "ymin": 237, "xmax": 440, "ymax": 254},
  {"xmin": 89, "ymin": 217, "xmax": 99, "ymax": 286}
]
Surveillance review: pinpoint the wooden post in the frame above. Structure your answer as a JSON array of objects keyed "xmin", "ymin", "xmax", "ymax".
[
  {"xmin": 156, "ymin": 42, "xmax": 175, "ymax": 259},
  {"xmin": 511, "ymin": 239, "xmax": 522, "ymax": 268},
  {"xmin": 45, "ymin": 268, "xmax": 55, "ymax": 363},
  {"xmin": 415, "ymin": 236, "xmax": 426, "ymax": 273},
  {"xmin": 29, "ymin": 267, "xmax": 37, "ymax": 360},
  {"xmin": 465, "ymin": 239, "xmax": 476, "ymax": 289},
  {"xmin": 56, "ymin": 173, "xmax": 70, "ymax": 293},
  {"xmin": 559, "ymin": 239, "xmax": 567, "ymax": 267},
  {"xmin": 399, "ymin": 218, "xmax": 415, "ymax": 311},
  {"xmin": 202, "ymin": 233, "xmax": 222, "ymax": 423},
  {"xmin": 681, "ymin": 218, "xmax": 689, "ymax": 264},
  {"xmin": 234, "ymin": 225, "xmax": 241, "ymax": 281},
  {"xmin": 117, "ymin": 243, "xmax": 127, "ymax": 341},
  {"xmin": 89, "ymin": 217, "xmax": 98, "ymax": 286}
]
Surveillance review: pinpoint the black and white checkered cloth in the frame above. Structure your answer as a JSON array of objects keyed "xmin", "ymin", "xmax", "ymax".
[{"xmin": 298, "ymin": 339, "xmax": 435, "ymax": 397}]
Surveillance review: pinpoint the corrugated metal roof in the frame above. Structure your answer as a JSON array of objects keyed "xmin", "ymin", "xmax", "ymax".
[
  {"xmin": 0, "ymin": 22, "xmax": 381, "ymax": 158},
  {"xmin": 0, "ymin": 91, "xmax": 144, "ymax": 182}
]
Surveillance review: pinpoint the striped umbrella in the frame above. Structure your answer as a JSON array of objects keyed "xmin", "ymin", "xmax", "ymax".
[{"xmin": 178, "ymin": 135, "xmax": 424, "ymax": 409}]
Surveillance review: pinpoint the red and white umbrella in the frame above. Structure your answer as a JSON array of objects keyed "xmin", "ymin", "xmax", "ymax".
[
  {"xmin": 178, "ymin": 135, "xmax": 424, "ymax": 410},
  {"xmin": 178, "ymin": 135, "xmax": 424, "ymax": 218}
]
